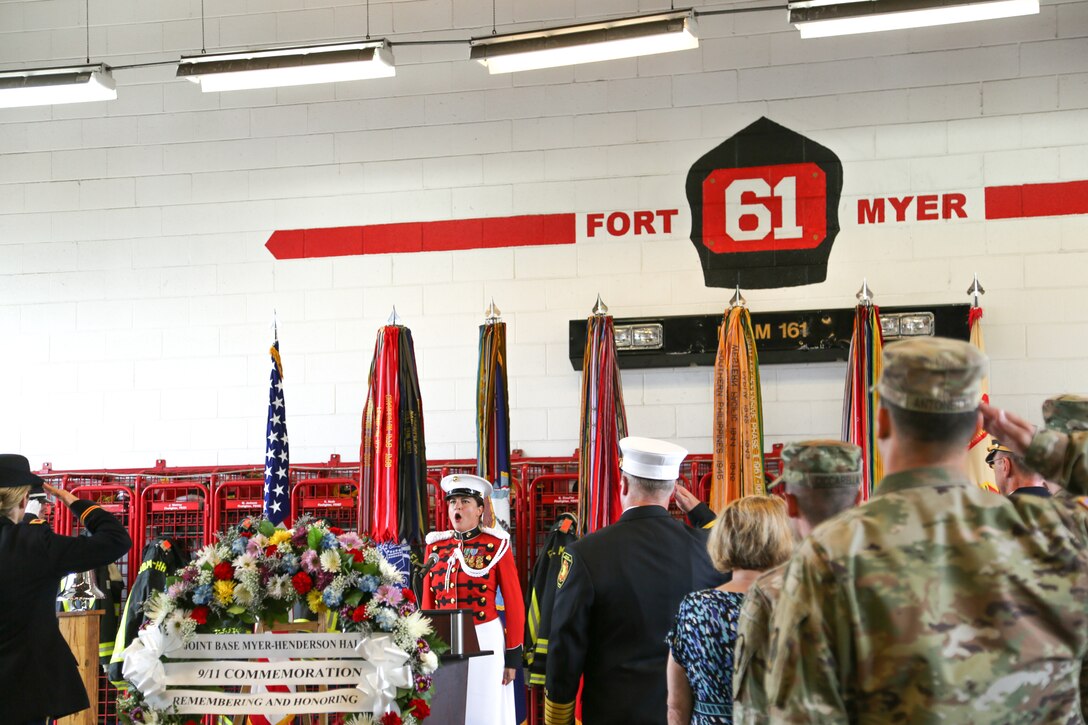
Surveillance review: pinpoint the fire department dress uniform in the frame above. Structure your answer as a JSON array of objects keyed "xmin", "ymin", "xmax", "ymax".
[
  {"xmin": 544, "ymin": 438, "xmax": 728, "ymax": 725},
  {"xmin": 424, "ymin": 475, "xmax": 525, "ymax": 725},
  {"xmin": 0, "ymin": 454, "xmax": 131, "ymax": 724}
]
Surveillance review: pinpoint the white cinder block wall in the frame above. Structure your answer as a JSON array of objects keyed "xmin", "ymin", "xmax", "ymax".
[{"xmin": 1, "ymin": 0, "xmax": 1087, "ymax": 468}]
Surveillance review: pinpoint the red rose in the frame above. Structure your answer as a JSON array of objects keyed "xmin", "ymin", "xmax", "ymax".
[
  {"xmin": 190, "ymin": 606, "xmax": 209, "ymax": 625},
  {"xmin": 291, "ymin": 571, "xmax": 313, "ymax": 595},
  {"xmin": 351, "ymin": 606, "xmax": 369, "ymax": 623},
  {"xmin": 213, "ymin": 562, "xmax": 234, "ymax": 581},
  {"xmin": 401, "ymin": 587, "xmax": 417, "ymax": 604},
  {"xmin": 240, "ymin": 531, "xmax": 253, "ymax": 538},
  {"xmin": 409, "ymin": 699, "xmax": 431, "ymax": 718},
  {"xmin": 265, "ymin": 545, "xmax": 278, "ymax": 557},
  {"xmin": 350, "ymin": 550, "xmax": 365, "ymax": 563},
  {"xmin": 380, "ymin": 713, "xmax": 402, "ymax": 725},
  {"xmin": 329, "ymin": 526, "xmax": 344, "ymax": 535}
]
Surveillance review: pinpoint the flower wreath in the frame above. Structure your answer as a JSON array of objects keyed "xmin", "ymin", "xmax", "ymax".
[{"xmin": 119, "ymin": 515, "xmax": 446, "ymax": 725}]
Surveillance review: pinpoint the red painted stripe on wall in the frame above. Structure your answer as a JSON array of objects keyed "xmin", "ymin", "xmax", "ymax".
[
  {"xmin": 266, "ymin": 213, "xmax": 577, "ymax": 260},
  {"xmin": 985, "ymin": 180, "xmax": 1088, "ymax": 220}
]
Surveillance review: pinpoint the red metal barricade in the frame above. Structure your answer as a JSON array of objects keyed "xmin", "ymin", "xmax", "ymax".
[
  {"xmin": 292, "ymin": 476, "xmax": 360, "ymax": 531},
  {"xmin": 211, "ymin": 472, "xmax": 268, "ymax": 534},
  {"xmin": 522, "ymin": 473, "xmax": 579, "ymax": 579},
  {"xmin": 137, "ymin": 479, "xmax": 211, "ymax": 564}
]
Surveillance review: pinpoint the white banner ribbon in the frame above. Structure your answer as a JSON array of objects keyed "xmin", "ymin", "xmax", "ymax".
[
  {"xmin": 354, "ymin": 634, "xmax": 413, "ymax": 715},
  {"xmin": 121, "ymin": 626, "xmax": 185, "ymax": 707},
  {"xmin": 162, "ymin": 687, "xmax": 370, "ymax": 715},
  {"xmin": 163, "ymin": 660, "xmax": 371, "ymax": 686},
  {"xmin": 175, "ymin": 632, "xmax": 367, "ymax": 659}
]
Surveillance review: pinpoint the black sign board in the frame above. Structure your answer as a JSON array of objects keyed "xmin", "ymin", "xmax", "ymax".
[{"xmin": 568, "ymin": 304, "xmax": 971, "ymax": 370}]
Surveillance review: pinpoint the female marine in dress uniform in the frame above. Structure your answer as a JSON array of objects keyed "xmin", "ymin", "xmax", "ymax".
[{"xmin": 423, "ymin": 474, "xmax": 524, "ymax": 725}]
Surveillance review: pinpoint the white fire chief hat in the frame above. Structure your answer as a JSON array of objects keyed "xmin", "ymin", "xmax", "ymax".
[{"xmin": 619, "ymin": 437, "xmax": 687, "ymax": 481}]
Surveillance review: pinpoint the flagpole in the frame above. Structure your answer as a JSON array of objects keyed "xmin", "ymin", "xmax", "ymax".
[{"xmin": 965, "ymin": 274, "xmax": 994, "ymax": 491}]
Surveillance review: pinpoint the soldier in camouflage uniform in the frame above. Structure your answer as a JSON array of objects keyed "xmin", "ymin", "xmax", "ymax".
[
  {"xmin": 766, "ymin": 338, "xmax": 1088, "ymax": 723},
  {"xmin": 732, "ymin": 440, "xmax": 862, "ymax": 725},
  {"xmin": 984, "ymin": 394, "xmax": 1088, "ymax": 497}
]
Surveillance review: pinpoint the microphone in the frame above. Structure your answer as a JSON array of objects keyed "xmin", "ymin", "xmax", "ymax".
[{"xmin": 418, "ymin": 552, "xmax": 441, "ymax": 578}]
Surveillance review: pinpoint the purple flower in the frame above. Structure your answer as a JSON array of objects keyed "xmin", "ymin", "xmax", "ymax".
[
  {"xmin": 181, "ymin": 567, "xmax": 197, "ymax": 583},
  {"xmin": 315, "ymin": 570, "xmax": 335, "ymax": 590},
  {"xmin": 375, "ymin": 584, "xmax": 403, "ymax": 606},
  {"xmin": 301, "ymin": 549, "xmax": 319, "ymax": 573}
]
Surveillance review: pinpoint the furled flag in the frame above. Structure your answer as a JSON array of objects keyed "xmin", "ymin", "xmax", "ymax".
[
  {"xmin": 577, "ymin": 296, "xmax": 628, "ymax": 535},
  {"xmin": 965, "ymin": 275, "xmax": 994, "ymax": 491},
  {"xmin": 841, "ymin": 280, "xmax": 884, "ymax": 500},
  {"xmin": 477, "ymin": 300, "xmax": 512, "ymax": 530},
  {"xmin": 710, "ymin": 289, "xmax": 765, "ymax": 511},
  {"xmin": 263, "ymin": 329, "xmax": 291, "ymax": 526}
]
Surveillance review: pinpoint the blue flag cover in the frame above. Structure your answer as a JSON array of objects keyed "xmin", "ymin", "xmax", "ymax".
[{"xmin": 263, "ymin": 334, "xmax": 291, "ymax": 526}]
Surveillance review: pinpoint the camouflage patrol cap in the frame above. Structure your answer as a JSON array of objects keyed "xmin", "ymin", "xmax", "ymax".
[
  {"xmin": 877, "ymin": 337, "xmax": 986, "ymax": 414},
  {"xmin": 768, "ymin": 440, "xmax": 863, "ymax": 490},
  {"xmin": 1042, "ymin": 394, "xmax": 1088, "ymax": 434}
]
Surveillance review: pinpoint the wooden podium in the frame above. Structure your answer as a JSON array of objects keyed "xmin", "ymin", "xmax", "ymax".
[
  {"xmin": 421, "ymin": 609, "xmax": 490, "ymax": 725},
  {"xmin": 56, "ymin": 610, "xmax": 103, "ymax": 725}
]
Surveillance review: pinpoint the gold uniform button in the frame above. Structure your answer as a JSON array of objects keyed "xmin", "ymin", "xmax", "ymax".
[
  {"xmin": 476, "ymin": 611, "xmax": 486, "ymax": 621},
  {"xmin": 486, "ymin": 543, "xmax": 495, "ymax": 550},
  {"xmin": 485, "ymin": 555, "xmax": 492, "ymax": 562},
  {"xmin": 481, "ymin": 584, "xmax": 488, "ymax": 591},
  {"xmin": 479, "ymin": 597, "xmax": 486, "ymax": 605}
]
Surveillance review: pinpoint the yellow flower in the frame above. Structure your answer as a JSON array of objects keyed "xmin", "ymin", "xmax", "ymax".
[
  {"xmin": 306, "ymin": 589, "xmax": 327, "ymax": 614},
  {"xmin": 214, "ymin": 580, "xmax": 236, "ymax": 605},
  {"xmin": 269, "ymin": 529, "xmax": 293, "ymax": 547}
]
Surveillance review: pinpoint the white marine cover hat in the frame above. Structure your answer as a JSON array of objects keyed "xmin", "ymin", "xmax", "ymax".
[
  {"xmin": 440, "ymin": 473, "xmax": 493, "ymax": 502},
  {"xmin": 619, "ymin": 437, "xmax": 687, "ymax": 481}
]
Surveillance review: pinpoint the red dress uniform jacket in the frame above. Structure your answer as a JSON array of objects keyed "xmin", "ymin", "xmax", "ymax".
[{"xmin": 422, "ymin": 525, "xmax": 524, "ymax": 668}]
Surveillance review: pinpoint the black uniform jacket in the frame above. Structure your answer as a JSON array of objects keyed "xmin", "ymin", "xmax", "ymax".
[
  {"xmin": 0, "ymin": 501, "xmax": 131, "ymax": 722},
  {"xmin": 544, "ymin": 505, "xmax": 728, "ymax": 725}
]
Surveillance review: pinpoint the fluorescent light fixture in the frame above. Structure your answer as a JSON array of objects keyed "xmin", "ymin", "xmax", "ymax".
[
  {"xmin": 470, "ymin": 10, "xmax": 698, "ymax": 74},
  {"xmin": 789, "ymin": 0, "xmax": 1039, "ymax": 38},
  {"xmin": 177, "ymin": 40, "xmax": 395, "ymax": 92},
  {"xmin": 0, "ymin": 64, "xmax": 116, "ymax": 109}
]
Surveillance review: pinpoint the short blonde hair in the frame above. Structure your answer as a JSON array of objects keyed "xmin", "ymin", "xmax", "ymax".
[
  {"xmin": 708, "ymin": 495, "xmax": 793, "ymax": 573},
  {"xmin": 0, "ymin": 485, "xmax": 30, "ymax": 522}
]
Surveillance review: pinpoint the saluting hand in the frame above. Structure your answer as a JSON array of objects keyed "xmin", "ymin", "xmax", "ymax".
[
  {"xmin": 980, "ymin": 403, "xmax": 1036, "ymax": 456},
  {"xmin": 673, "ymin": 485, "xmax": 700, "ymax": 513},
  {"xmin": 43, "ymin": 482, "xmax": 78, "ymax": 508}
]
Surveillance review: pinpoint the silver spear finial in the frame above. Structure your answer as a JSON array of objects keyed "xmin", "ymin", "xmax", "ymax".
[
  {"xmin": 856, "ymin": 278, "xmax": 874, "ymax": 307},
  {"xmin": 387, "ymin": 306, "xmax": 401, "ymax": 326},
  {"xmin": 484, "ymin": 298, "xmax": 502, "ymax": 324},
  {"xmin": 729, "ymin": 284, "xmax": 747, "ymax": 308},
  {"xmin": 966, "ymin": 273, "xmax": 985, "ymax": 308},
  {"xmin": 592, "ymin": 294, "xmax": 609, "ymax": 316}
]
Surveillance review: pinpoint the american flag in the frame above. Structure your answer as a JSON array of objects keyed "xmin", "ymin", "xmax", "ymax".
[{"xmin": 264, "ymin": 335, "xmax": 290, "ymax": 526}]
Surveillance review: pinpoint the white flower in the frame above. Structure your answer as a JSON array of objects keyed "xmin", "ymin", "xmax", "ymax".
[
  {"xmin": 320, "ymin": 549, "xmax": 342, "ymax": 573},
  {"xmin": 268, "ymin": 575, "xmax": 291, "ymax": 600},
  {"xmin": 233, "ymin": 584, "xmax": 255, "ymax": 606},
  {"xmin": 251, "ymin": 533, "xmax": 268, "ymax": 547},
  {"xmin": 194, "ymin": 544, "xmax": 221, "ymax": 568},
  {"xmin": 164, "ymin": 609, "xmax": 196, "ymax": 641},
  {"xmin": 145, "ymin": 591, "xmax": 175, "ymax": 625},
  {"xmin": 378, "ymin": 558, "xmax": 403, "ymax": 584},
  {"xmin": 143, "ymin": 710, "xmax": 161, "ymax": 725},
  {"xmin": 420, "ymin": 650, "xmax": 439, "ymax": 674},
  {"xmin": 399, "ymin": 611, "xmax": 432, "ymax": 641},
  {"xmin": 344, "ymin": 715, "xmax": 375, "ymax": 725},
  {"xmin": 234, "ymin": 553, "xmax": 258, "ymax": 573}
]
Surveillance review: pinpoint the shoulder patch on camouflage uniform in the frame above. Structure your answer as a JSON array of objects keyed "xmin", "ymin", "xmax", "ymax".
[
  {"xmin": 557, "ymin": 551, "xmax": 572, "ymax": 589},
  {"xmin": 1077, "ymin": 497, "xmax": 1088, "ymax": 511}
]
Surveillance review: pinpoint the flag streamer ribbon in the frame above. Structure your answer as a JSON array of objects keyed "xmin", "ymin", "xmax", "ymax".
[
  {"xmin": 476, "ymin": 321, "xmax": 511, "ymax": 527},
  {"xmin": 710, "ymin": 306, "xmax": 765, "ymax": 511},
  {"xmin": 841, "ymin": 305, "xmax": 884, "ymax": 499},
  {"xmin": 577, "ymin": 314, "xmax": 628, "ymax": 535},
  {"xmin": 966, "ymin": 306, "xmax": 993, "ymax": 490},
  {"xmin": 360, "ymin": 325, "xmax": 428, "ymax": 546}
]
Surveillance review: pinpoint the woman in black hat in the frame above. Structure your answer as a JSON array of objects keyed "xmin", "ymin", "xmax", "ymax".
[{"xmin": 0, "ymin": 454, "xmax": 131, "ymax": 725}]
